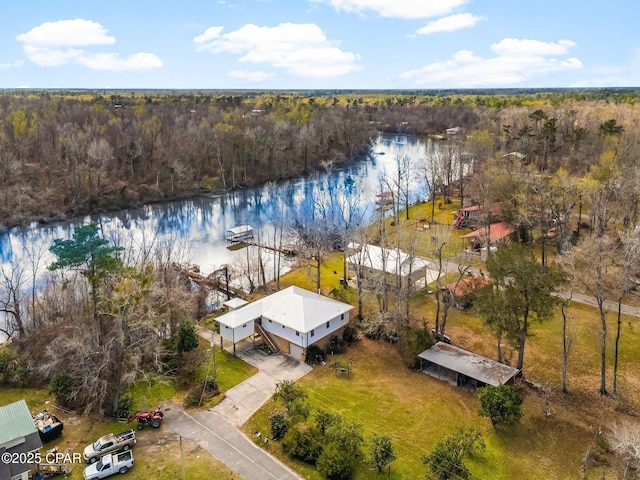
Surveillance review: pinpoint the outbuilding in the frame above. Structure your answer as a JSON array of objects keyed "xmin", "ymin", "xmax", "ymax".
[
  {"xmin": 0, "ymin": 399, "xmax": 43, "ymax": 480},
  {"xmin": 418, "ymin": 342, "xmax": 520, "ymax": 389}
]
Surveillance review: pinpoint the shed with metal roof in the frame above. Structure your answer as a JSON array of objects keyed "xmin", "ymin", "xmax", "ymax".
[
  {"xmin": 0, "ymin": 399, "xmax": 43, "ymax": 480},
  {"xmin": 418, "ymin": 342, "xmax": 520, "ymax": 388}
]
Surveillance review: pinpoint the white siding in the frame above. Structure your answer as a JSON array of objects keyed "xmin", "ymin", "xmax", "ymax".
[
  {"xmin": 308, "ymin": 312, "xmax": 350, "ymax": 346},
  {"xmin": 263, "ymin": 312, "xmax": 350, "ymax": 349},
  {"xmin": 220, "ymin": 320, "xmax": 254, "ymax": 343},
  {"xmin": 263, "ymin": 320, "xmax": 306, "ymax": 347}
]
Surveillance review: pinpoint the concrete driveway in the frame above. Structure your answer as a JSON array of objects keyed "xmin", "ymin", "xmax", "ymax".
[
  {"xmin": 162, "ymin": 326, "xmax": 311, "ymax": 480},
  {"xmin": 213, "ymin": 347, "xmax": 311, "ymax": 426}
]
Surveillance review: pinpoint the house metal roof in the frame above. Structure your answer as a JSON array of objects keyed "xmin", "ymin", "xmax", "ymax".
[
  {"xmin": 0, "ymin": 399, "xmax": 38, "ymax": 446},
  {"xmin": 216, "ymin": 286, "xmax": 353, "ymax": 333},
  {"xmin": 441, "ymin": 276, "xmax": 489, "ymax": 297},
  {"xmin": 223, "ymin": 297, "xmax": 249, "ymax": 310},
  {"xmin": 461, "ymin": 222, "xmax": 514, "ymax": 243},
  {"xmin": 347, "ymin": 244, "xmax": 426, "ymax": 277},
  {"xmin": 418, "ymin": 342, "xmax": 520, "ymax": 386}
]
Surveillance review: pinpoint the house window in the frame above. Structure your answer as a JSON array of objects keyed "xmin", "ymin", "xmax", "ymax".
[
  {"xmin": 268, "ymin": 319, "xmax": 272, "ymax": 323},
  {"xmin": 296, "ymin": 331, "xmax": 299, "ymax": 336},
  {"xmin": 326, "ymin": 321, "xmax": 330, "ymax": 328},
  {"xmin": 311, "ymin": 330, "xmax": 315, "ymax": 337},
  {"xmin": 341, "ymin": 313, "xmax": 344, "ymax": 320}
]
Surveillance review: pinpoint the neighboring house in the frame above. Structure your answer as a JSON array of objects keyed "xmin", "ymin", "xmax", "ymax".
[
  {"xmin": 461, "ymin": 221, "xmax": 515, "ymax": 260},
  {"xmin": 440, "ymin": 275, "xmax": 489, "ymax": 310},
  {"xmin": 0, "ymin": 399, "xmax": 43, "ymax": 480},
  {"xmin": 215, "ymin": 286, "xmax": 353, "ymax": 361},
  {"xmin": 453, "ymin": 203, "xmax": 502, "ymax": 229},
  {"xmin": 347, "ymin": 243, "xmax": 426, "ymax": 286},
  {"xmin": 418, "ymin": 342, "xmax": 520, "ymax": 389}
]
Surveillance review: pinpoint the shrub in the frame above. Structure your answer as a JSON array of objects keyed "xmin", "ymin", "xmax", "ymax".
[
  {"xmin": 477, "ymin": 384, "xmax": 523, "ymax": 427},
  {"xmin": 306, "ymin": 344, "xmax": 326, "ymax": 365},
  {"xmin": 317, "ymin": 442, "xmax": 355, "ymax": 480},
  {"xmin": 176, "ymin": 321, "xmax": 199, "ymax": 356},
  {"xmin": 0, "ymin": 346, "xmax": 25, "ymax": 385},
  {"xmin": 422, "ymin": 428, "xmax": 485, "ymax": 480},
  {"xmin": 49, "ymin": 373, "xmax": 73, "ymax": 406},
  {"xmin": 342, "ymin": 326, "xmax": 357, "ymax": 345},
  {"xmin": 325, "ymin": 335, "xmax": 347, "ymax": 355},
  {"xmin": 269, "ymin": 409, "xmax": 288, "ymax": 440},
  {"xmin": 315, "ymin": 409, "xmax": 342, "ymax": 435},
  {"xmin": 115, "ymin": 391, "xmax": 133, "ymax": 419},
  {"xmin": 274, "ymin": 380, "xmax": 307, "ymax": 414},
  {"xmin": 360, "ymin": 314, "xmax": 385, "ymax": 340},
  {"xmin": 282, "ymin": 423, "xmax": 324, "ymax": 464}
]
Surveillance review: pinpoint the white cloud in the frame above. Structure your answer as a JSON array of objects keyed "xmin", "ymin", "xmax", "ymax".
[
  {"xmin": 416, "ymin": 13, "xmax": 486, "ymax": 35},
  {"xmin": 0, "ymin": 60, "xmax": 24, "ymax": 70},
  {"xmin": 228, "ymin": 70, "xmax": 274, "ymax": 82},
  {"xmin": 16, "ymin": 19, "xmax": 116, "ymax": 48},
  {"xmin": 400, "ymin": 38, "xmax": 583, "ymax": 87},
  {"xmin": 311, "ymin": 0, "xmax": 467, "ymax": 19},
  {"xmin": 491, "ymin": 38, "xmax": 576, "ymax": 56},
  {"xmin": 16, "ymin": 19, "xmax": 163, "ymax": 72},
  {"xmin": 194, "ymin": 23, "xmax": 360, "ymax": 78},
  {"xmin": 79, "ymin": 52, "xmax": 163, "ymax": 71},
  {"xmin": 193, "ymin": 26, "xmax": 224, "ymax": 45}
]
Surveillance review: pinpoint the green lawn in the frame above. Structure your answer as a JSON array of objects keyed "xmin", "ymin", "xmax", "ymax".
[
  {"xmin": 243, "ymin": 338, "xmax": 597, "ymax": 480},
  {"xmin": 195, "ymin": 341, "xmax": 259, "ymax": 392}
]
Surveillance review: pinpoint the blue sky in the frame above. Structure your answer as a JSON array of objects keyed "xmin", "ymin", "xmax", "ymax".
[{"xmin": 1, "ymin": 0, "xmax": 639, "ymax": 89}]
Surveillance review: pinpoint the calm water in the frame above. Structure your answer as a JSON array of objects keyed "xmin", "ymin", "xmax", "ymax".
[
  {"xmin": 0, "ymin": 134, "xmax": 437, "ymax": 274},
  {"xmin": 0, "ymin": 134, "xmax": 440, "ymax": 336}
]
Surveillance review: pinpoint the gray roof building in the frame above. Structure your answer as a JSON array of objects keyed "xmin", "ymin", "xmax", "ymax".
[{"xmin": 419, "ymin": 342, "xmax": 520, "ymax": 388}]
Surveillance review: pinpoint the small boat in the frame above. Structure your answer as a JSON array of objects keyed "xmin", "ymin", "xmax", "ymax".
[{"xmin": 33, "ymin": 410, "xmax": 64, "ymax": 443}]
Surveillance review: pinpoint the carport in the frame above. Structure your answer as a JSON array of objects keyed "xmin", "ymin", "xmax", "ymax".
[{"xmin": 418, "ymin": 342, "xmax": 520, "ymax": 388}]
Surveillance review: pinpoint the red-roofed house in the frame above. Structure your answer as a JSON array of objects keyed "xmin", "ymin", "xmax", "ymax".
[
  {"xmin": 440, "ymin": 275, "xmax": 489, "ymax": 309},
  {"xmin": 461, "ymin": 222, "xmax": 515, "ymax": 259}
]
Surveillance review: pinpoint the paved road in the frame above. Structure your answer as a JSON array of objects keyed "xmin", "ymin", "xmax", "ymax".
[
  {"xmin": 554, "ymin": 291, "xmax": 640, "ymax": 317},
  {"xmin": 161, "ymin": 326, "xmax": 311, "ymax": 480},
  {"xmin": 163, "ymin": 403, "xmax": 302, "ymax": 480}
]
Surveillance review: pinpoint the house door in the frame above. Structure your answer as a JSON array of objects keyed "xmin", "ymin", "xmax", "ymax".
[{"xmin": 290, "ymin": 343, "xmax": 304, "ymax": 362}]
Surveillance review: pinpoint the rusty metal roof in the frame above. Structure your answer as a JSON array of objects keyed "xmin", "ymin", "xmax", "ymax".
[{"xmin": 418, "ymin": 342, "xmax": 519, "ymax": 386}]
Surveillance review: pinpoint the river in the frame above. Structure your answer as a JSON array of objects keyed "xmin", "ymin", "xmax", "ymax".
[{"xmin": 0, "ymin": 134, "xmax": 443, "ymax": 337}]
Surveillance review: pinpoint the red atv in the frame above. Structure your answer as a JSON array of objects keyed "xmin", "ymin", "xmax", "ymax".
[{"xmin": 128, "ymin": 406, "xmax": 164, "ymax": 430}]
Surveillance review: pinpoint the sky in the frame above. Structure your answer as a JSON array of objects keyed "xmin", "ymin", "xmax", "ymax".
[{"xmin": 1, "ymin": 0, "xmax": 639, "ymax": 90}]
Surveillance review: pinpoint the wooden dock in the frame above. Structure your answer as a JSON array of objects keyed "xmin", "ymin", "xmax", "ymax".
[
  {"xmin": 244, "ymin": 240, "xmax": 298, "ymax": 257},
  {"xmin": 176, "ymin": 264, "xmax": 245, "ymax": 299}
]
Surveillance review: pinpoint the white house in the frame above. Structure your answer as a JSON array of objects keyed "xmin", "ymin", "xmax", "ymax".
[
  {"xmin": 0, "ymin": 399, "xmax": 43, "ymax": 480},
  {"xmin": 215, "ymin": 286, "xmax": 353, "ymax": 361},
  {"xmin": 347, "ymin": 244, "xmax": 427, "ymax": 284}
]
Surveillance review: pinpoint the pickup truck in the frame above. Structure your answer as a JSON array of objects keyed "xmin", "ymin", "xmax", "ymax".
[
  {"xmin": 83, "ymin": 430, "xmax": 136, "ymax": 464},
  {"xmin": 83, "ymin": 451, "xmax": 134, "ymax": 479}
]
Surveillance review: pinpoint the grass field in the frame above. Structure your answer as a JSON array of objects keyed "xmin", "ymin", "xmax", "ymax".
[
  {"xmin": 239, "ymin": 198, "xmax": 640, "ymax": 480},
  {"xmin": 243, "ymin": 337, "xmax": 604, "ymax": 480}
]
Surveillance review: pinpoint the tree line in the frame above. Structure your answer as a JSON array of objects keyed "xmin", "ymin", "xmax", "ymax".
[{"xmin": 2, "ymin": 89, "xmax": 640, "ymax": 229}]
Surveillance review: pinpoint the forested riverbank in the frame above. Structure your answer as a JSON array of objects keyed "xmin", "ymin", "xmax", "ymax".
[{"xmin": 3, "ymin": 89, "xmax": 639, "ymax": 230}]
